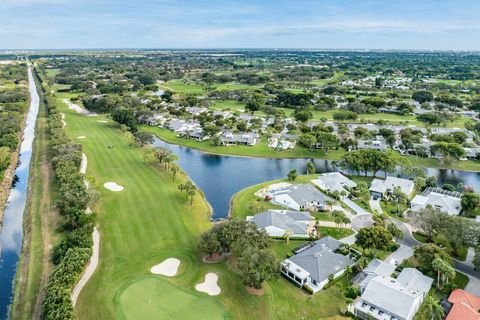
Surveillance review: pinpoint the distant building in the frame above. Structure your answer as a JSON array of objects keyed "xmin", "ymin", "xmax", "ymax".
[
  {"xmin": 355, "ymin": 268, "xmax": 433, "ymax": 320},
  {"xmin": 247, "ymin": 210, "xmax": 313, "ymax": 238},
  {"xmin": 369, "ymin": 177, "xmax": 415, "ymax": 199},
  {"xmin": 410, "ymin": 188, "xmax": 462, "ymax": 216},
  {"xmin": 269, "ymin": 184, "xmax": 334, "ymax": 211},
  {"xmin": 281, "ymin": 237, "xmax": 354, "ymax": 293}
]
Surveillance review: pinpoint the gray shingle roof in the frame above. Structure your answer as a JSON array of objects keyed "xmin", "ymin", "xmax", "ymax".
[
  {"xmin": 288, "ymin": 237, "xmax": 354, "ymax": 284},
  {"xmin": 250, "ymin": 210, "xmax": 311, "ymax": 235},
  {"xmin": 286, "ymin": 184, "xmax": 333, "ymax": 205}
]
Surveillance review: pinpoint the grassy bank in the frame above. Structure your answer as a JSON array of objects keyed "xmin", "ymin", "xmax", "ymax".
[
  {"xmin": 141, "ymin": 125, "xmax": 480, "ymax": 172},
  {"xmin": 11, "ymin": 69, "xmax": 61, "ymax": 319}
]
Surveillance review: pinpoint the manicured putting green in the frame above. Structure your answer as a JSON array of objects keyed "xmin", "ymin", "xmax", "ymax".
[{"xmin": 118, "ymin": 276, "xmax": 227, "ymax": 320}]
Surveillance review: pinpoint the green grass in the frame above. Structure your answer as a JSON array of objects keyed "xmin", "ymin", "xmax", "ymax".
[
  {"xmin": 55, "ymin": 93, "xmax": 351, "ymax": 320},
  {"xmin": 159, "ymin": 80, "xmax": 259, "ymax": 94},
  {"xmin": 318, "ymin": 227, "xmax": 354, "ymax": 240},
  {"xmin": 380, "ymin": 201, "xmax": 408, "ymax": 221},
  {"xmin": 117, "ymin": 275, "xmax": 227, "ymax": 320},
  {"xmin": 412, "ymin": 231, "xmax": 428, "ymax": 243}
]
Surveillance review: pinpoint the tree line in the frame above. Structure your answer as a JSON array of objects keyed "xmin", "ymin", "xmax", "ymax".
[{"xmin": 38, "ymin": 72, "xmax": 96, "ymax": 320}]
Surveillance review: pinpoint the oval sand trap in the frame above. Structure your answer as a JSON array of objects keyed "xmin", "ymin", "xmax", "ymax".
[
  {"xmin": 77, "ymin": 136, "xmax": 86, "ymax": 139},
  {"xmin": 150, "ymin": 258, "xmax": 181, "ymax": 277},
  {"xmin": 97, "ymin": 120, "xmax": 108, "ymax": 123},
  {"xmin": 104, "ymin": 182, "xmax": 124, "ymax": 192},
  {"xmin": 195, "ymin": 273, "xmax": 221, "ymax": 296}
]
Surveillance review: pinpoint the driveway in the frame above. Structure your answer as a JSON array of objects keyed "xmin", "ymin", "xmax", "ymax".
[
  {"xmin": 465, "ymin": 275, "xmax": 480, "ymax": 296},
  {"xmin": 386, "ymin": 244, "xmax": 413, "ymax": 265},
  {"xmin": 343, "ymin": 198, "xmax": 370, "ymax": 215},
  {"xmin": 369, "ymin": 199, "xmax": 383, "ymax": 214}
]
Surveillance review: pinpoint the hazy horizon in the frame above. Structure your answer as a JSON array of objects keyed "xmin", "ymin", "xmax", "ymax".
[{"xmin": 1, "ymin": 0, "xmax": 480, "ymax": 50}]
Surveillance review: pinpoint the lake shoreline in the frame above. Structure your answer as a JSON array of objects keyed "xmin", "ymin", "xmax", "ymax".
[{"xmin": 146, "ymin": 127, "xmax": 480, "ymax": 173}]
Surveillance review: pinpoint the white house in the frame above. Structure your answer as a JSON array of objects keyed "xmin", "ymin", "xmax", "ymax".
[
  {"xmin": 410, "ymin": 188, "xmax": 462, "ymax": 216},
  {"xmin": 352, "ymin": 258, "xmax": 396, "ymax": 293},
  {"xmin": 369, "ymin": 177, "xmax": 415, "ymax": 199},
  {"xmin": 281, "ymin": 237, "xmax": 354, "ymax": 293},
  {"xmin": 312, "ymin": 172, "xmax": 357, "ymax": 194},
  {"xmin": 247, "ymin": 210, "xmax": 313, "ymax": 238},
  {"xmin": 355, "ymin": 268, "xmax": 433, "ymax": 320},
  {"xmin": 270, "ymin": 184, "xmax": 334, "ymax": 211}
]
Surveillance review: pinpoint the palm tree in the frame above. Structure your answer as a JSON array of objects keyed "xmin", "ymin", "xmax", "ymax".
[
  {"xmin": 423, "ymin": 296, "xmax": 444, "ymax": 320},
  {"xmin": 283, "ymin": 229, "xmax": 293, "ymax": 244},
  {"xmin": 170, "ymin": 163, "xmax": 179, "ymax": 181}
]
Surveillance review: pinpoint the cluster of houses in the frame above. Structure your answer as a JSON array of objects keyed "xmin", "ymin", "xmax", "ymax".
[
  {"xmin": 145, "ymin": 102, "xmax": 480, "ymax": 159},
  {"xmin": 242, "ymin": 172, "xmax": 478, "ymax": 320}
]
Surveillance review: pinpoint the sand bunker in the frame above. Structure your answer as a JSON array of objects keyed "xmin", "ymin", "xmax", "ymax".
[
  {"xmin": 195, "ymin": 273, "xmax": 221, "ymax": 296},
  {"xmin": 77, "ymin": 136, "xmax": 86, "ymax": 139},
  {"xmin": 104, "ymin": 182, "xmax": 124, "ymax": 192},
  {"xmin": 97, "ymin": 120, "xmax": 108, "ymax": 123},
  {"xmin": 63, "ymin": 98, "xmax": 97, "ymax": 116},
  {"xmin": 150, "ymin": 258, "xmax": 181, "ymax": 277}
]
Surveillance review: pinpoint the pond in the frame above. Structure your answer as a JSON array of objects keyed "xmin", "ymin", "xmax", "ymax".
[
  {"xmin": 0, "ymin": 66, "xmax": 40, "ymax": 318},
  {"xmin": 152, "ymin": 138, "xmax": 480, "ymax": 221}
]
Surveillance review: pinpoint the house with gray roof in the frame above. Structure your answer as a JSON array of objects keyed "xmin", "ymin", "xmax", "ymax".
[
  {"xmin": 269, "ymin": 184, "xmax": 334, "ymax": 211},
  {"xmin": 220, "ymin": 131, "xmax": 260, "ymax": 146},
  {"xmin": 352, "ymin": 258, "xmax": 396, "ymax": 293},
  {"xmin": 312, "ymin": 172, "xmax": 357, "ymax": 194},
  {"xmin": 410, "ymin": 188, "xmax": 462, "ymax": 216},
  {"xmin": 281, "ymin": 236, "xmax": 355, "ymax": 293},
  {"xmin": 369, "ymin": 176, "xmax": 414, "ymax": 199},
  {"xmin": 355, "ymin": 268, "xmax": 433, "ymax": 320},
  {"xmin": 247, "ymin": 210, "xmax": 313, "ymax": 238}
]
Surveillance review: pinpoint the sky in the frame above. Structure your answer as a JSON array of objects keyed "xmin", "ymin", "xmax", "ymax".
[{"xmin": 1, "ymin": 0, "xmax": 480, "ymax": 50}]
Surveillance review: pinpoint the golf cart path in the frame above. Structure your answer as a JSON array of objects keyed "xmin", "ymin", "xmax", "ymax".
[
  {"xmin": 71, "ymin": 153, "xmax": 99, "ymax": 305},
  {"xmin": 71, "ymin": 228, "xmax": 100, "ymax": 306}
]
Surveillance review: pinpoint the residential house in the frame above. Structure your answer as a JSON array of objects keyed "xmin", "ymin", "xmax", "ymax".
[
  {"xmin": 187, "ymin": 128, "xmax": 209, "ymax": 141},
  {"xmin": 357, "ymin": 137, "xmax": 388, "ymax": 151},
  {"xmin": 312, "ymin": 172, "xmax": 357, "ymax": 195},
  {"xmin": 410, "ymin": 188, "xmax": 462, "ymax": 216},
  {"xmin": 220, "ymin": 131, "xmax": 260, "ymax": 146},
  {"xmin": 281, "ymin": 236, "xmax": 355, "ymax": 293},
  {"xmin": 444, "ymin": 289, "xmax": 480, "ymax": 320},
  {"xmin": 369, "ymin": 177, "xmax": 415, "ymax": 199},
  {"xmin": 269, "ymin": 184, "xmax": 334, "ymax": 211},
  {"xmin": 352, "ymin": 258, "xmax": 396, "ymax": 293},
  {"xmin": 247, "ymin": 210, "xmax": 313, "ymax": 238},
  {"xmin": 355, "ymin": 268, "xmax": 433, "ymax": 320}
]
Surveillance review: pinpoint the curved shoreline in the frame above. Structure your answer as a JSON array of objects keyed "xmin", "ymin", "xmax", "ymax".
[{"xmin": 147, "ymin": 128, "xmax": 480, "ymax": 173}]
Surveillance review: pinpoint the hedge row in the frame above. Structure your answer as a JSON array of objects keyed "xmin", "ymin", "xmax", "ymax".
[{"xmin": 37, "ymin": 72, "xmax": 95, "ymax": 320}]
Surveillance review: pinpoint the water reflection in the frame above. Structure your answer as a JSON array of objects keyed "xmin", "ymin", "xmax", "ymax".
[{"xmin": 152, "ymin": 138, "xmax": 480, "ymax": 221}]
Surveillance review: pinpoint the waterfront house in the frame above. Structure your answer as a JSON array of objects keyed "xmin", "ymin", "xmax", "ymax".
[
  {"xmin": 281, "ymin": 236, "xmax": 354, "ymax": 293},
  {"xmin": 269, "ymin": 184, "xmax": 334, "ymax": 211},
  {"xmin": 247, "ymin": 210, "xmax": 313, "ymax": 238}
]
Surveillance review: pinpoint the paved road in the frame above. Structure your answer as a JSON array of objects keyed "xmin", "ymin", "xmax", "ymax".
[{"xmin": 390, "ymin": 217, "xmax": 480, "ymax": 280}]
